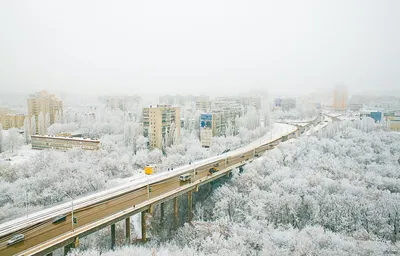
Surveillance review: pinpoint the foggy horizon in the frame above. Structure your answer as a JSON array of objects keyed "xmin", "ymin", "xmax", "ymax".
[{"xmin": 1, "ymin": 0, "xmax": 399, "ymax": 96}]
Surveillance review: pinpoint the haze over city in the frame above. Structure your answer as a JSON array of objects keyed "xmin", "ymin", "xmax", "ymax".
[
  {"xmin": 1, "ymin": 1, "xmax": 400, "ymax": 256},
  {"xmin": 1, "ymin": 0, "xmax": 399, "ymax": 96}
]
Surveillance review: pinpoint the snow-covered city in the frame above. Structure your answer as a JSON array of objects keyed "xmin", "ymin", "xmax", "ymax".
[{"xmin": 1, "ymin": 1, "xmax": 400, "ymax": 256}]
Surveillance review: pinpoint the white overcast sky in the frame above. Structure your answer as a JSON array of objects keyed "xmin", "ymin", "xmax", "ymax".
[{"xmin": 0, "ymin": 0, "xmax": 399, "ymax": 96}]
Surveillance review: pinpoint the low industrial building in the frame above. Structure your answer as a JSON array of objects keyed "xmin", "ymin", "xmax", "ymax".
[{"xmin": 31, "ymin": 135, "xmax": 100, "ymax": 150}]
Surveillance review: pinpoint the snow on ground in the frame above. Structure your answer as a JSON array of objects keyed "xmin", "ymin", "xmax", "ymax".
[
  {"xmin": 280, "ymin": 118, "xmax": 317, "ymax": 123},
  {"xmin": 289, "ymin": 122, "xmax": 308, "ymax": 127},
  {"xmin": 105, "ymin": 173, "xmax": 146, "ymax": 188},
  {"xmin": 303, "ymin": 116, "xmax": 331, "ymax": 136},
  {"xmin": 0, "ymin": 144, "xmax": 38, "ymax": 164},
  {"xmin": 237, "ymin": 123, "xmax": 296, "ymax": 153}
]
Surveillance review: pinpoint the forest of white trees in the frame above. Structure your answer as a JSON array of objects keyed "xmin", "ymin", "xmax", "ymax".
[
  {"xmin": 69, "ymin": 120, "xmax": 400, "ymax": 255},
  {"xmin": 0, "ymin": 105, "xmax": 267, "ymax": 222},
  {"xmin": 272, "ymin": 104, "xmax": 317, "ymax": 122},
  {"xmin": 4, "ymin": 102, "xmax": 397, "ymax": 255}
]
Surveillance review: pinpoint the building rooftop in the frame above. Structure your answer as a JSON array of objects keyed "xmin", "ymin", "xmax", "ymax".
[{"xmin": 31, "ymin": 135, "xmax": 99, "ymax": 142}]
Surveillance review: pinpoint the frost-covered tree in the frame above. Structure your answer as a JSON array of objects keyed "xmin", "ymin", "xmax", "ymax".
[
  {"xmin": 55, "ymin": 110, "xmax": 63, "ymax": 124},
  {"xmin": 5, "ymin": 128, "xmax": 24, "ymax": 153},
  {"xmin": 0, "ymin": 124, "xmax": 3, "ymax": 153},
  {"xmin": 123, "ymin": 122, "xmax": 141, "ymax": 153},
  {"xmin": 23, "ymin": 118, "xmax": 30, "ymax": 144},
  {"xmin": 136, "ymin": 135, "xmax": 148, "ymax": 151},
  {"xmin": 38, "ymin": 112, "xmax": 45, "ymax": 135},
  {"xmin": 238, "ymin": 106, "xmax": 260, "ymax": 130},
  {"xmin": 30, "ymin": 115, "xmax": 36, "ymax": 135},
  {"xmin": 45, "ymin": 112, "xmax": 50, "ymax": 133},
  {"xmin": 167, "ymin": 122, "xmax": 176, "ymax": 147}
]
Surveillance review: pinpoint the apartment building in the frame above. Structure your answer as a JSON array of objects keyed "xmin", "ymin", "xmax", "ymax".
[
  {"xmin": 281, "ymin": 98, "xmax": 296, "ymax": 111},
  {"xmin": 0, "ymin": 108, "xmax": 10, "ymax": 117},
  {"xmin": 215, "ymin": 96, "xmax": 261, "ymax": 110},
  {"xmin": 99, "ymin": 95, "xmax": 141, "ymax": 111},
  {"xmin": 195, "ymin": 97, "xmax": 212, "ymax": 112},
  {"xmin": 199, "ymin": 106, "xmax": 242, "ymax": 147},
  {"xmin": 388, "ymin": 111, "xmax": 400, "ymax": 132},
  {"xmin": 1, "ymin": 114, "xmax": 26, "ymax": 130},
  {"xmin": 0, "ymin": 108, "xmax": 26, "ymax": 130},
  {"xmin": 333, "ymin": 86, "xmax": 348, "ymax": 111},
  {"xmin": 199, "ymin": 113, "xmax": 214, "ymax": 147},
  {"xmin": 31, "ymin": 135, "xmax": 100, "ymax": 150},
  {"xmin": 159, "ymin": 95, "xmax": 210, "ymax": 110},
  {"xmin": 158, "ymin": 95, "xmax": 188, "ymax": 106},
  {"xmin": 142, "ymin": 104, "xmax": 180, "ymax": 149},
  {"xmin": 274, "ymin": 98, "xmax": 296, "ymax": 111},
  {"xmin": 27, "ymin": 91, "xmax": 63, "ymax": 135}
]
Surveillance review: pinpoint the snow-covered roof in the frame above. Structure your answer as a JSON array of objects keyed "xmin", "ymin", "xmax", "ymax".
[{"xmin": 31, "ymin": 135, "xmax": 99, "ymax": 142}]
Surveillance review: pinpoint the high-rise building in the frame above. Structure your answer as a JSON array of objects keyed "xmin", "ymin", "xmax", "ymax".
[
  {"xmin": 199, "ymin": 113, "xmax": 214, "ymax": 147},
  {"xmin": 388, "ymin": 111, "xmax": 400, "ymax": 131},
  {"xmin": 0, "ymin": 108, "xmax": 11, "ymax": 117},
  {"xmin": 215, "ymin": 96, "xmax": 261, "ymax": 110},
  {"xmin": 333, "ymin": 86, "xmax": 348, "ymax": 111},
  {"xmin": 0, "ymin": 108, "xmax": 26, "ymax": 130},
  {"xmin": 142, "ymin": 104, "xmax": 180, "ymax": 149},
  {"xmin": 27, "ymin": 91, "xmax": 63, "ymax": 135},
  {"xmin": 199, "ymin": 103, "xmax": 242, "ymax": 147},
  {"xmin": 99, "ymin": 95, "xmax": 141, "ymax": 111},
  {"xmin": 281, "ymin": 98, "xmax": 296, "ymax": 111},
  {"xmin": 195, "ymin": 97, "xmax": 212, "ymax": 112},
  {"xmin": 273, "ymin": 98, "xmax": 296, "ymax": 111}
]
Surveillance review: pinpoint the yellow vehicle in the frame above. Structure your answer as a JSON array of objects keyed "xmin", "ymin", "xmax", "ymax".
[{"xmin": 144, "ymin": 165, "xmax": 153, "ymax": 175}]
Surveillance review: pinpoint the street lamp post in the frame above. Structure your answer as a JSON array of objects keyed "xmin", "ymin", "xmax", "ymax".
[
  {"xmin": 71, "ymin": 199, "xmax": 74, "ymax": 231},
  {"xmin": 25, "ymin": 190, "xmax": 28, "ymax": 218},
  {"xmin": 193, "ymin": 162, "xmax": 196, "ymax": 181}
]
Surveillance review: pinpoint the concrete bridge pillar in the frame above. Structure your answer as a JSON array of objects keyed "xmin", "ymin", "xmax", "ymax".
[
  {"xmin": 174, "ymin": 197, "xmax": 179, "ymax": 217},
  {"xmin": 174, "ymin": 196, "xmax": 179, "ymax": 227},
  {"xmin": 111, "ymin": 223, "xmax": 116, "ymax": 250},
  {"xmin": 63, "ymin": 243, "xmax": 74, "ymax": 256},
  {"xmin": 63, "ymin": 237, "xmax": 79, "ymax": 255},
  {"xmin": 160, "ymin": 202, "xmax": 165, "ymax": 220},
  {"xmin": 141, "ymin": 211, "xmax": 147, "ymax": 242},
  {"xmin": 125, "ymin": 217, "xmax": 131, "ymax": 244},
  {"xmin": 188, "ymin": 191, "xmax": 193, "ymax": 223}
]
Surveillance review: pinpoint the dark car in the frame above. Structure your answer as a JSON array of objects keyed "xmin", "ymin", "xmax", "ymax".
[{"xmin": 208, "ymin": 167, "xmax": 219, "ymax": 175}]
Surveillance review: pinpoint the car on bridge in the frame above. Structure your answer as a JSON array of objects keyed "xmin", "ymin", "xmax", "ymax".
[
  {"xmin": 208, "ymin": 167, "xmax": 219, "ymax": 175},
  {"xmin": 179, "ymin": 173, "xmax": 192, "ymax": 182},
  {"xmin": 52, "ymin": 215, "xmax": 67, "ymax": 224},
  {"xmin": 7, "ymin": 234, "xmax": 25, "ymax": 246},
  {"xmin": 144, "ymin": 165, "xmax": 153, "ymax": 175}
]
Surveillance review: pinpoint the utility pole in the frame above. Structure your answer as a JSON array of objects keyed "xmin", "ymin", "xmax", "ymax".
[
  {"xmin": 65, "ymin": 194, "xmax": 74, "ymax": 232},
  {"xmin": 25, "ymin": 191, "xmax": 28, "ymax": 218},
  {"xmin": 71, "ymin": 199, "xmax": 74, "ymax": 231}
]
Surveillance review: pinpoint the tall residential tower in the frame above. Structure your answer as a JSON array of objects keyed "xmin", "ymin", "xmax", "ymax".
[
  {"xmin": 333, "ymin": 86, "xmax": 348, "ymax": 111},
  {"xmin": 27, "ymin": 91, "xmax": 63, "ymax": 135},
  {"xmin": 142, "ymin": 104, "xmax": 180, "ymax": 149}
]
